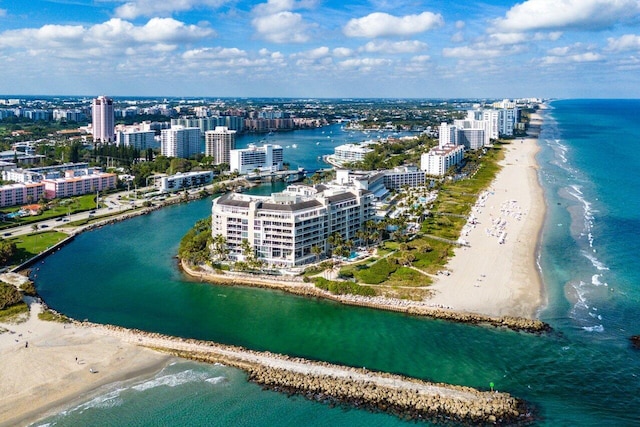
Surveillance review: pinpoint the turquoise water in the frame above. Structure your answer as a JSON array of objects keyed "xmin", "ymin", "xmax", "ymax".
[
  {"xmin": 237, "ymin": 123, "xmax": 414, "ymax": 171},
  {"xmin": 33, "ymin": 102, "xmax": 640, "ymax": 426}
]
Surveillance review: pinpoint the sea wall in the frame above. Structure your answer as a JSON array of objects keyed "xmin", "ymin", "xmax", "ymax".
[
  {"xmin": 85, "ymin": 322, "xmax": 533, "ymax": 426},
  {"xmin": 181, "ymin": 262, "xmax": 551, "ymax": 334}
]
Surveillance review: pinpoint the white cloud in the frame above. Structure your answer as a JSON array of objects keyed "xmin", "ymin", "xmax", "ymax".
[
  {"xmin": 183, "ymin": 47, "xmax": 247, "ymax": 60},
  {"xmin": 451, "ymin": 31, "xmax": 464, "ymax": 43},
  {"xmin": 332, "ymin": 47, "xmax": 353, "ymax": 57},
  {"xmin": 252, "ymin": 11, "xmax": 310, "ymax": 43},
  {"xmin": 606, "ymin": 34, "xmax": 640, "ymax": 51},
  {"xmin": 115, "ymin": 0, "xmax": 228, "ymax": 19},
  {"xmin": 291, "ymin": 46, "xmax": 330, "ymax": 59},
  {"xmin": 338, "ymin": 57, "xmax": 392, "ymax": 69},
  {"xmin": 343, "ymin": 12, "xmax": 443, "ymax": 38},
  {"xmin": 252, "ymin": 0, "xmax": 317, "ymax": 15},
  {"xmin": 541, "ymin": 42, "xmax": 605, "ymax": 64},
  {"xmin": 411, "ymin": 55, "xmax": 431, "ymax": 62},
  {"xmin": 0, "ymin": 18, "xmax": 214, "ymax": 55},
  {"xmin": 455, "ymin": 20, "xmax": 465, "ymax": 30},
  {"xmin": 442, "ymin": 44, "xmax": 526, "ymax": 59},
  {"xmin": 492, "ymin": 0, "xmax": 640, "ymax": 33},
  {"xmin": 541, "ymin": 52, "xmax": 604, "ymax": 64},
  {"xmin": 360, "ymin": 40, "xmax": 427, "ymax": 54}
]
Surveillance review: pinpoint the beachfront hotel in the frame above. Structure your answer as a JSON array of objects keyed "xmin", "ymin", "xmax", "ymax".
[
  {"xmin": 92, "ymin": 96, "xmax": 115, "ymax": 143},
  {"xmin": 229, "ymin": 144, "xmax": 284, "ymax": 174},
  {"xmin": 212, "ymin": 184, "xmax": 374, "ymax": 267},
  {"xmin": 205, "ymin": 126, "xmax": 236, "ymax": 165},
  {"xmin": 161, "ymin": 126, "xmax": 201, "ymax": 159},
  {"xmin": 421, "ymin": 143, "xmax": 465, "ymax": 177}
]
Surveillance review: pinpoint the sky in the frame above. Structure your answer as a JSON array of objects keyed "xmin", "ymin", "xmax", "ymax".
[{"xmin": 1, "ymin": 0, "xmax": 640, "ymax": 98}]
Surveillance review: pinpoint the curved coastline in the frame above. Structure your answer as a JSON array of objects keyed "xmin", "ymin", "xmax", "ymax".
[{"xmin": 180, "ymin": 261, "xmax": 550, "ymax": 334}]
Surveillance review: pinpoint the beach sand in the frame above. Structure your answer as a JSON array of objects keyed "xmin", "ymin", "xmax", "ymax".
[
  {"xmin": 426, "ymin": 113, "xmax": 545, "ymax": 318},
  {"xmin": 0, "ymin": 302, "xmax": 171, "ymax": 427}
]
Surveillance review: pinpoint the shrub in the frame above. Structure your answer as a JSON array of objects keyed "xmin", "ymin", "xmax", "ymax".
[
  {"xmin": 312, "ymin": 277, "xmax": 376, "ymax": 296},
  {"xmin": 19, "ymin": 280, "xmax": 37, "ymax": 296},
  {"xmin": 354, "ymin": 258, "xmax": 397, "ymax": 284},
  {"xmin": 0, "ymin": 282, "xmax": 22, "ymax": 310}
]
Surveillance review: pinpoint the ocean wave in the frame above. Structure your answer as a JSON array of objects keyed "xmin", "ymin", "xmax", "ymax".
[
  {"xmin": 132, "ymin": 369, "xmax": 226, "ymax": 392},
  {"xmin": 570, "ymin": 281, "xmax": 590, "ymax": 312},
  {"xmin": 582, "ymin": 324, "xmax": 604, "ymax": 333},
  {"xmin": 591, "ymin": 274, "xmax": 608, "ymax": 287},
  {"xmin": 582, "ymin": 251, "xmax": 609, "ymax": 271},
  {"xmin": 205, "ymin": 376, "xmax": 228, "ymax": 384},
  {"xmin": 61, "ymin": 388, "xmax": 125, "ymax": 416}
]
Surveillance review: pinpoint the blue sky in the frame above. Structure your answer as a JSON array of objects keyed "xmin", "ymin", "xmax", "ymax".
[{"xmin": 1, "ymin": 0, "xmax": 640, "ymax": 98}]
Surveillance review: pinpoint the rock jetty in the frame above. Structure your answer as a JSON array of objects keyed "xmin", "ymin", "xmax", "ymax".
[
  {"xmin": 87, "ymin": 322, "xmax": 534, "ymax": 425},
  {"xmin": 181, "ymin": 262, "xmax": 551, "ymax": 334}
]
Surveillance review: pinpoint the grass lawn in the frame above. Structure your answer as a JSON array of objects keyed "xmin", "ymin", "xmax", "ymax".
[
  {"xmin": 385, "ymin": 266, "xmax": 431, "ymax": 287},
  {"xmin": 0, "ymin": 194, "xmax": 100, "ymax": 230},
  {"xmin": 10, "ymin": 231, "xmax": 68, "ymax": 264}
]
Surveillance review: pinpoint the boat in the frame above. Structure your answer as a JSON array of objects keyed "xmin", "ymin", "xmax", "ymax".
[{"xmin": 292, "ymin": 144, "xmax": 298, "ymax": 148}]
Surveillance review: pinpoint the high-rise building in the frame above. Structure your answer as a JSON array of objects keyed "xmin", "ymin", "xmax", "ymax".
[
  {"xmin": 212, "ymin": 184, "xmax": 375, "ymax": 267},
  {"xmin": 205, "ymin": 126, "xmax": 236, "ymax": 165},
  {"xmin": 161, "ymin": 126, "xmax": 201, "ymax": 158},
  {"xmin": 229, "ymin": 144, "xmax": 283, "ymax": 174},
  {"xmin": 92, "ymin": 96, "xmax": 115, "ymax": 143}
]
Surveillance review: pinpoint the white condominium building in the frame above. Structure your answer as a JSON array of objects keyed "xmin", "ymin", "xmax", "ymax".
[
  {"xmin": 92, "ymin": 96, "xmax": 115, "ymax": 143},
  {"xmin": 158, "ymin": 171, "xmax": 214, "ymax": 193},
  {"xmin": 230, "ymin": 144, "xmax": 283, "ymax": 174},
  {"xmin": 116, "ymin": 130, "xmax": 156, "ymax": 150},
  {"xmin": 498, "ymin": 108, "xmax": 518, "ymax": 136},
  {"xmin": 383, "ymin": 165, "xmax": 426, "ymax": 189},
  {"xmin": 212, "ymin": 184, "xmax": 375, "ymax": 267},
  {"xmin": 333, "ymin": 142, "xmax": 374, "ymax": 163},
  {"xmin": 161, "ymin": 126, "xmax": 201, "ymax": 159},
  {"xmin": 421, "ymin": 144, "xmax": 465, "ymax": 176},
  {"xmin": 205, "ymin": 126, "xmax": 236, "ymax": 165}
]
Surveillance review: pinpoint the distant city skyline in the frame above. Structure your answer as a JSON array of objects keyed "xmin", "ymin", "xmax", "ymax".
[{"xmin": 1, "ymin": 0, "xmax": 639, "ymax": 99}]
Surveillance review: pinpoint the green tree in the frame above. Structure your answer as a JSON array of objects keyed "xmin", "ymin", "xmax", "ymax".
[
  {"xmin": 311, "ymin": 245, "xmax": 322, "ymax": 263},
  {"xmin": 0, "ymin": 239, "xmax": 17, "ymax": 265}
]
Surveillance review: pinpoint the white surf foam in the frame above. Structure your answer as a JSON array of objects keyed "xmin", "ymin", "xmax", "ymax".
[{"xmin": 132, "ymin": 369, "xmax": 225, "ymax": 392}]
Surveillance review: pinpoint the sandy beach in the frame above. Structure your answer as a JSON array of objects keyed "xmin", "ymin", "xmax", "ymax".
[
  {"xmin": 427, "ymin": 113, "xmax": 545, "ymax": 318},
  {"xmin": 0, "ymin": 302, "xmax": 171, "ymax": 427}
]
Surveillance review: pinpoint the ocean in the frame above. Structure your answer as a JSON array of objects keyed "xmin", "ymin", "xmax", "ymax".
[{"xmin": 33, "ymin": 100, "xmax": 640, "ymax": 426}]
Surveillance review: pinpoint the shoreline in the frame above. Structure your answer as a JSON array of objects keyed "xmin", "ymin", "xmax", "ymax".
[
  {"xmin": 0, "ymin": 303, "xmax": 172, "ymax": 427},
  {"xmin": 426, "ymin": 113, "xmax": 546, "ymax": 318},
  {"xmin": 181, "ymin": 261, "xmax": 550, "ymax": 333},
  {"xmin": 1, "ymin": 302, "xmax": 533, "ymax": 426},
  {"xmin": 179, "ymin": 112, "xmax": 550, "ymax": 331}
]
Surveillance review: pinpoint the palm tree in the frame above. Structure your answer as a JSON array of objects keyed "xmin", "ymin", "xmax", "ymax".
[
  {"xmin": 311, "ymin": 245, "xmax": 322, "ymax": 263},
  {"xmin": 241, "ymin": 238, "xmax": 254, "ymax": 263},
  {"xmin": 211, "ymin": 234, "xmax": 228, "ymax": 261}
]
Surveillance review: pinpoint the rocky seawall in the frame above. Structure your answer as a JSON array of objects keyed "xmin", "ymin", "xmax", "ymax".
[
  {"xmin": 87, "ymin": 322, "xmax": 534, "ymax": 426},
  {"xmin": 181, "ymin": 262, "xmax": 551, "ymax": 334}
]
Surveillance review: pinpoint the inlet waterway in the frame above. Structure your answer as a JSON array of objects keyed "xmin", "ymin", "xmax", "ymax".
[{"xmin": 34, "ymin": 105, "xmax": 640, "ymax": 426}]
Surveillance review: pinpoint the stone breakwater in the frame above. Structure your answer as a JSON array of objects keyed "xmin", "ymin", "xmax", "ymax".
[
  {"xmin": 181, "ymin": 262, "xmax": 551, "ymax": 334},
  {"xmin": 84, "ymin": 322, "xmax": 533, "ymax": 426}
]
